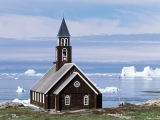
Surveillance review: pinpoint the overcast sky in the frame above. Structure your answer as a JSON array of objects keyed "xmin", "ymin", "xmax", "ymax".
[{"xmin": 0, "ymin": 0, "xmax": 160, "ymax": 63}]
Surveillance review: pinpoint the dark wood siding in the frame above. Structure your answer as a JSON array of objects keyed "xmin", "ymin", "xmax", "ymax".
[
  {"xmin": 56, "ymin": 46, "xmax": 72, "ymax": 71},
  {"xmin": 61, "ymin": 75, "xmax": 95, "ymax": 94},
  {"xmin": 60, "ymin": 94, "xmax": 96, "ymax": 110}
]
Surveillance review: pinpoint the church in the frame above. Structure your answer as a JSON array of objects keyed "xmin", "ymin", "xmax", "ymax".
[{"xmin": 30, "ymin": 18, "xmax": 102, "ymax": 111}]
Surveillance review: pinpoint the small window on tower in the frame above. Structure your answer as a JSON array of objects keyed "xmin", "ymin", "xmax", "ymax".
[
  {"xmin": 61, "ymin": 38, "xmax": 64, "ymax": 46},
  {"xmin": 65, "ymin": 38, "xmax": 68, "ymax": 46},
  {"xmin": 62, "ymin": 48, "xmax": 67, "ymax": 61}
]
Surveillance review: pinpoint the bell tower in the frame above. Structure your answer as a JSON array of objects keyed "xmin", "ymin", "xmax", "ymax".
[{"xmin": 55, "ymin": 18, "xmax": 72, "ymax": 71}]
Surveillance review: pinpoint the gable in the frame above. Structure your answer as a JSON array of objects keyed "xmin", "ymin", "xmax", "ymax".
[
  {"xmin": 53, "ymin": 72, "xmax": 98, "ymax": 95},
  {"xmin": 30, "ymin": 63, "xmax": 101, "ymax": 95}
]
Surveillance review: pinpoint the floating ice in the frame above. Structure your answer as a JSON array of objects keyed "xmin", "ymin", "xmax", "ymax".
[
  {"xmin": 14, "ymin": 78, "xmax": 18, "ymax": 80},
  {"xmin": 16, "ymin": 86, "xmax": 25, "ymax": 93},
  {"xmin": 99, "ymin": 86, "xmax": 120, "ymax": 93},
  {"xmin": 12, "ymin": 98, "xmax": 39, "ymax": 108},
  {"xmin": 121, "ymin": 66, "xmax": 160, "ymax": 77}
]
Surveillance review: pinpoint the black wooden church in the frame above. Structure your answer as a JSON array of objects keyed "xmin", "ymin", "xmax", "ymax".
[{"xmin": 30, "ymin": 18, "xmax": 102, "ymax": 111}]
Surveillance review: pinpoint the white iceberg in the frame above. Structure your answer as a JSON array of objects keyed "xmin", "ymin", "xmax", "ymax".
[
  {"xmin": 121, "ymin": 66, "xmax": 160, "ymax": 77},
  {"xmin": 99, "ymin": 86, "xmax": 120, "ymax": 93},
  {"xmin": 16, "ymin": 86, "xmax": 25, "ymax": 93},
  {"xmin": 12, "ymin": 98, "xmax": 39, "ymax": 108}
]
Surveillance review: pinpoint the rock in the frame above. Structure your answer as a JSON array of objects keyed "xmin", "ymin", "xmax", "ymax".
[
  {"xmin": 137, "ymin": 98, "xmax": 160, "ymax": 106},
  {"xmin": 0, "ymin": 101, "xmax": 24, "ymax": 109},
  {"xmin": 117, "ymin": 101, "xmax": 131, "ymax": 107}
]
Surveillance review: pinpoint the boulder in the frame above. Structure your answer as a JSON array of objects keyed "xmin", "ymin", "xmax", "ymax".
[{"xmin": 0, "ymin": 102, "xmax": 24, "ymax": 109}]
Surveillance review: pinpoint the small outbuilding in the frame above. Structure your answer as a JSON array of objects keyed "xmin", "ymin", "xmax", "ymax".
[{"xmin": 30, "ymin": 18, "xmax": 102, "ymax": 111}]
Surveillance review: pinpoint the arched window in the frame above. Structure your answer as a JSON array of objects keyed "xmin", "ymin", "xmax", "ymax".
[
  {"xmin": 64, "ymin": 38, "xmax": 68, "ymax": 46},
  {"xmin": 84, "ymin": 95, "xmax": 89, "ymax": 105},
  {"xmin": 65, "ymin": 95, "xmax": 70, "ymax": 105},
  {"xmin": 61, "ymin": 38, "xmax": 68, "ymax": 46},
  {"xmin": 62, "ymin": 48, "xmax": 67, "ymax": 61},
  {"xmin": 61, "ymin": 38, "xmax": 64, "ymax": 46}
]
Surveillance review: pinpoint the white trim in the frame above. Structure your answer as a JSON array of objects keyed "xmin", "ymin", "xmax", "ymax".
[
  {"xmin": 43, "ymin": 94, "xmax": 44, "ymax": 104},
  {"xmin": 74, "ymin": 64, "xmax": 101, "ymax": 93},
  {"xmin": 74, "ymin": 81, "xmax": 80, "ymax": 87},
  {"xmin": 84, "ymin": 95, "xmax": 89, "ymax": 105},
  {"xmin": 35, "ymin": 92, "xmax": 36, "ymax": 101},
  {"xmin": 54, "ymin": 72, "xmax": 98, "ymax": 95},
  {"xmin": 65, "ymin": 95, "xmax": 70, "ymax": 105},
  {"xmin": 45, "ymin": 63, "xmax": 100, "ymax": 94},
  {"xmin": 32, "ymin": 91, "xmax": 34, "ymax": 100},
  {"xmin": 55, "ymin": 96, "xmax": 56, "ymax": 110},
  {"xmin": 44, "ymin": 63, "xmax": 74, "ymax": 94},
  {"xmin": 62, "ymin": 48, "xmax": 67, "ymax": 61},
  {"xmin": 40, "ymin": 94, "xmax": 41, "ymax": 103}
]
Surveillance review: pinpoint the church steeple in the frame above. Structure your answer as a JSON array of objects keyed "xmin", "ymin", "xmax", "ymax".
[
  {"xmin": 57, "ymin": 18, "xmax": 70, "ymax": 37},
  {"xmin": 55, "ymin": 18, "xmax": 72, "ymax": 71}
]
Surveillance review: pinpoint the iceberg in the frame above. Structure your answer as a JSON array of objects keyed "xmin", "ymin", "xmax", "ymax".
[
  {"xmin": 99, "ymin": 86, "xmax": 120, "ymax": 93},
  {"xmin": 12, "ymin": 98, "xmax": 39, "ymax": 108},
  {"xmin": 16, "ymin": 86, "xmax": 25, "ymax": 93},
  {"xmin": 121, "ymin": 66, "xmax": 160, "ymax": 77}
]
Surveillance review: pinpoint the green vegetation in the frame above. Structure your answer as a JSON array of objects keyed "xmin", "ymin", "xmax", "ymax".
[{"xmin": 0, "ymin": 106, "xmax": 160, "ymax": 120}]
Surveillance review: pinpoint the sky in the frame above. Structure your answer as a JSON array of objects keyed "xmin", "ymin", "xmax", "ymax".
[{"xmin": 1, "ymin": 0, "xmax": 160, "ymax": 63}]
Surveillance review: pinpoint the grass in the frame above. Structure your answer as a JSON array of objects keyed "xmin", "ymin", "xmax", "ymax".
[{"xmin": 0, "ymin": 105, "xmax": 160, "ymax": 120}]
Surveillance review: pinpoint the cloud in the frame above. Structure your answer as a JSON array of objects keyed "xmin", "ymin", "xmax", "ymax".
[
  {"xmin": 0, "ymin": 14, "xmax": 60, "ymax": 38},
  {"xmin": 68, "ymin": 0, "xmax": 160, "ymax": 5},
  {"xmin": 1, "ymin": 13, "xmax": 160, "ymax": 38}
]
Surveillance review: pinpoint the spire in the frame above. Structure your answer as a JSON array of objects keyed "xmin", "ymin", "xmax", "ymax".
[{"xmin": 57, "ymin": 18, "xmax": 70, "ymax": 37}]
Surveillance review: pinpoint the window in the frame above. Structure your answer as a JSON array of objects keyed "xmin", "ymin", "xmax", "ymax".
[
  {"xmin": 40, "ymin": 94, "xmax": 41, "ymax": 103},
  {"xmin": 84, "ymin": 95, "xmax": 89, "ymax": 105},
  {"xmin": 37, "ymin": 93, "xmax": 39, "ymax": 102},
  {"xmin": 65, "ymin": 95, "xmax": 70, "ymax": 105},
  {"xmin": 61, "ymin": 38, "xmax": 64, "ymax": 46},
  {"xmin": 32, "ymin": 92, "xmax": 34, "ymax": 100},
  {"xmin": 74, "ymin": 81, "xmax": 80, "ymax": 87},
  {"xmin": 62, "ymin": 48, "xmax": 67, "ymax": 61},
  {"xmin": 61, "ymin": 38, "xmax": 68, "ymax": 46},
  {"xmin": 64, "ymin": 38, "xmax": 68, "ymax": 46},
  {"xmin": 35, "ymin": 92, "xmax": 36, "ymax": 101},
  {"xmin": 43, "ymin": 94, "xmax": 44, "ymax": 104}
]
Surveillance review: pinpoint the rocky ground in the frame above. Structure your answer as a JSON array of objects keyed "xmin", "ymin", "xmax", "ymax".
[
  {"xmin": 0, "ymin": 98, "xmax": 160, "ymax": 120},
  {"xmin": 0, "ymin": 101, "xmax": 24, "ymax": 109}
]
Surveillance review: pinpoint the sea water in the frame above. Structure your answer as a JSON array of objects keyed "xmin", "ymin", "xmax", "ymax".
[{"xmin": 0, "ymin": 62, "xmax": 160, "ymax": 108}]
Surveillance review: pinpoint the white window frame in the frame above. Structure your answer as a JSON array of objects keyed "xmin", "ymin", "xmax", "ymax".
[
  {"xmin": 84, "ymin": 95, "xmax": 89, "ymax": 105},
  {"xmin": 32, "ymin": 92, "xmax": 34, "ymax": 100},
  {"xmin": 40, "ymin": 94, "xmax": 41, "ymax": 103},
  {"xmin": 64, "ymin": 38, "xmax": 68, "ymax": 46},
  {"xmin": 61, "ymin": 38, "xmax": 68, "ymax": 46},
  {"xmin": 43, "ymin": 94, "xmax": 44, "ymax": 104},
  {"xmin": 37, "ymin": 93, "xmax": 39, "ymax": 102},
  {"xmin": 35, "ymin": 92, "xmax": 36, "ymax": 101},
  {"xmin": 61, "ymin": 38, "xmax": 64, "ymax": 46},
  {"xmin": 62, "ymin": 48, "xmax": 68, "ymax": 61},
  {"xmin": 65, "ymin": 95, "xmax": 70, "ymax": 105}
]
